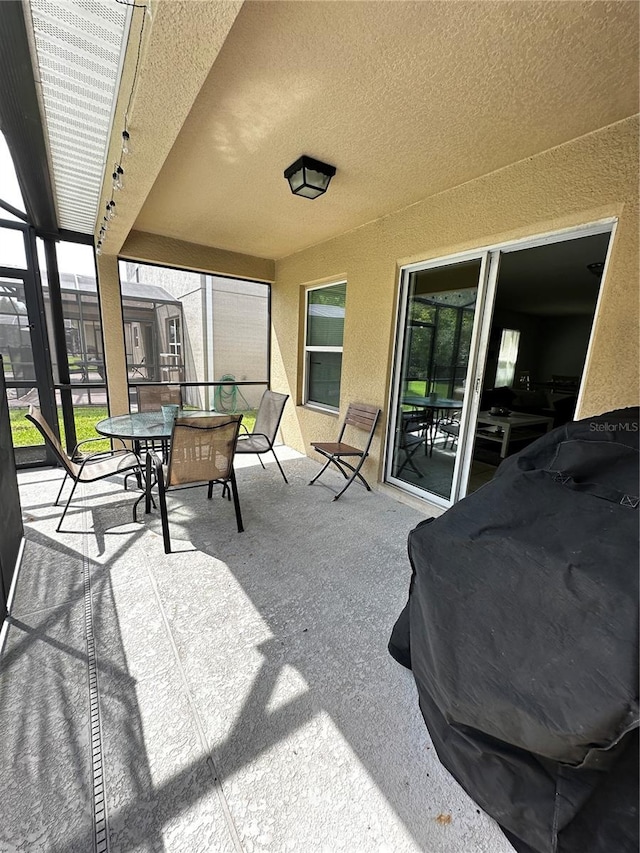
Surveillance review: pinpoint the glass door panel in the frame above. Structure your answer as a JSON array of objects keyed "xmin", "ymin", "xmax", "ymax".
[
  {"xmin": 0, "ymin": 271, "xmax": 51, "ymax": 464},
  {"xmin": 387, "ymin": 258, "xmax": 484, "ymax": 504},
  {"xmin": 0, "ymin": 226, "xmax": 27, "ymax": 269},
  {"xmin": 0, "ymin": 276, "xmax": 35, "ymax": 382}
]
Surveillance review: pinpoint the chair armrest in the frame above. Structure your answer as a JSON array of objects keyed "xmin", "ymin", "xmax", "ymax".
[
  {"xmin": 237, "ymin": 431, "xmax": 272, "ymax": 448},
  {"xmin": 72, "ymin": 436, "xmax": 127, "ymax": 459},
  {"xmin": 148, "ymin": 449, "xmax": 163, "ymax": 467},
  {"xmin": 147, "ymin": 450, "xmax": 165, "ymax": 491},
  {"xmin": 238, "ymin": 423, "xmax": 251, "ymax": 436}
]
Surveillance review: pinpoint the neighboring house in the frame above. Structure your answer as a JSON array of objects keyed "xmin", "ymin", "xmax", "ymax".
[{"xmin": 36, "ymin": 269, "xmax": 269, "ymax": 412}]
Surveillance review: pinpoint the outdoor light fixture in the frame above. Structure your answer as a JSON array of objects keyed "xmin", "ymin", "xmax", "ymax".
[
  {"xmin": 587, "ymin": 261, "xmax": 605, "ymax": 277},
  {"xmin": 284, "ymin": 155, "xmax": 336, "ymax": 199}
]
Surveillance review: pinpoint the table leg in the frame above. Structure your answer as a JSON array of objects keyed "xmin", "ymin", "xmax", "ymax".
[
  {"xmin": 500, "ymin": 424, "xmax": 511, "ymax": 458},
  {"xmin": 145, "ymin": 452, "xmax": 152, "ymax": 514}
]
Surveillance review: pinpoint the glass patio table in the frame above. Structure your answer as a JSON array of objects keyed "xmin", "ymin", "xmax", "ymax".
[
  {"xmin": 401, "ymin": 396, "xmax": 463, "ymax": 456},
  {"xmin": 402, "ymin": 395, "xmax": 462, "ymax": 413},
  {"xmin": 95, "ymin": 410, "xmax": 230, "ymax": 513},
  {"xmin": 95, "ymin": 410, "xmax": 221, "ymax": 441}
]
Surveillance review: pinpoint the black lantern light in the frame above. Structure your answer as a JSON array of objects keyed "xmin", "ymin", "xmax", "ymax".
[{"xmin": 284, "ymin": 155, "xmax": 336, "ymax": 199}]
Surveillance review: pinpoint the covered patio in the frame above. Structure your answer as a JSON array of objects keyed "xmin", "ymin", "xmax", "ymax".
[
  {"xmin": 0, "ymin": 2, "xmax": 638, "ymax": 851},
  {"xmin": 1, "ymin": 454, "xmax": 512, "ymax": 852}
]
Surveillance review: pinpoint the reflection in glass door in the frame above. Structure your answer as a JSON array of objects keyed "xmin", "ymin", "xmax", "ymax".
[{"xmin": 386, "ymin": 258, "xmax": 486, "ymax": 505}]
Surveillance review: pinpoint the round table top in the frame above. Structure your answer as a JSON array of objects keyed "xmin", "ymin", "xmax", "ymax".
[
  {"xmin": 402, "ymin": 395, "xmax": 462, "ymax": 410},
  {"xmin": 95, "ymin": 410, "xmax": 222, "ymax": 440}
]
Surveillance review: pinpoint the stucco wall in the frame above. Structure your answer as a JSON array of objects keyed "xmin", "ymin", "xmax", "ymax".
[
  {"xmin": 120, "ymin": 231, "xmax": 274, "ymax": 283},
  {"xmin": 272, "ymin": 117, "xmax": 639, "ymax": 486},
  {"xmin": 96, "ymin": 253, "xmax": 129, "ymax": 416}
]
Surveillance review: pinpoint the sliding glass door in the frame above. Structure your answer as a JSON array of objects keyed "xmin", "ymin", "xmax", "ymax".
[
  {"xmin": 386, "ymin": 256, "xmax": 492, "ymax": 506},
  {"xmin": 386, "ymin": 221, "xmax": 615, "ymax": 508}
]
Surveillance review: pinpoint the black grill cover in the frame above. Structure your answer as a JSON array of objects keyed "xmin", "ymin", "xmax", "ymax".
[{"xmin": 389, "ymin": 408, "xmax": 639, "ymax": 853}]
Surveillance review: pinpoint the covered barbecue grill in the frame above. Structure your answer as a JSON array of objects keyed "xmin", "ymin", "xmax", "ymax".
[{"xmin": 389, "ymin": 407, "xmax": 639, "ymax": 853}]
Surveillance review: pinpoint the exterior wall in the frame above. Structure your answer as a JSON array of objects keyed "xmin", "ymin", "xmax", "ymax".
[
  {"xmin": 210, "ymin": 278, "xmax": 269, "ymax": 410},
  {"xmin": 123, "ymin": 262, "xmax": 206, "ymax": 408},
  {"xmin": 121, "ymin": 261, "xmax": 270, "ymax": 410},
  {"xmin": 121, "ymin": 231, "xmax": 274, "ymax": 283},
  {"xmin": 96, "ymin": 253, "xmax": 128, "ymax": 416},
  {"xmin": 272, "ymin": 117, "xmax": 639, "ymax": 487}
]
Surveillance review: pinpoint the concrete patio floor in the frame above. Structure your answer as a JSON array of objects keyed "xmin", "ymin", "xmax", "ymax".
[{"xmin": 0, "ymin": 451, "xmax": 514, "ymax": 853}]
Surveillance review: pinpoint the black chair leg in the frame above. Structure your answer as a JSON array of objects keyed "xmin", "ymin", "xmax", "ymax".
[
  {"xmin": 134, "ymin": 457, "xmax": 153, "ymax": 522},
  {"xmin": 54, "ymin": 472, "xmax": 69, "ymax": 506},
  {"xmin": 271, "ymin": 449, "xmax": 288, "ymax": 484},
  {"xmin": 145, "ymin": 453, "xmax": 154, "ymax": 514},
  {"xmin": 333, "ymin": 457, "xmax": 371, "ymax": 501},
  {"xmin": 308, "ymin": 454, "xmax": 334, "ymax": 486},
  {"xmin": 56, "ymin": 477, "xmax": 80, "ymax": 532},
  {"xmin": 229, "ymin": 470, "xmax": 244, "ymax": 532},
  {"xmin": 157, "ymin": 476, "xmax": 171, "ymax": 554}
]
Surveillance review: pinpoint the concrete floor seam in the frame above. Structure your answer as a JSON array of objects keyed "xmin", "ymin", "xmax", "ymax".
[
  {"xmin": 143, "ymin": 558, "xmax": 246, "ymax": 853},
  {"xmin": 81, "ymin": 485, "xmax": 110, "ymax": 853}
]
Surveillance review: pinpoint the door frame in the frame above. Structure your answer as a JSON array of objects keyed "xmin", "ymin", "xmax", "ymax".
[
  {"xmin": 385, "ymin": 250, "xmax": 492, "ymax": 508},
  {"xmin": 385, "ymin": 216, "xmax": 618, "ymax": 508},
  {"xmin": 0, "ymin": 249, "xmax": 59, "ymax": 466}
]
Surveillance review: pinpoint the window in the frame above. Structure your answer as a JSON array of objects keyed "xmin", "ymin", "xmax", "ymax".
[
  {"xmin": 304, "ymin": 281, "xmax": 346, "ymax": 410},
  {"xmin": 166, "ymin": 316, "xmax": 182, "ymax": 357},
  {"xmin": 494, "ymin": 328, "xmax": 521, "ymax": 388}
]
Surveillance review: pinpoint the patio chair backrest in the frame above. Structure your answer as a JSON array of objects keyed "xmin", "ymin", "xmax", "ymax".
[
  {"xmin": 26, "ymin": 406, "xmax": 79, "ymax": 477},
  {"xmin": 166, "ymin": 415, "xmax": 242, "ymax": 487},
  {"xmin": 252, "ymin": 390, "xmax": 289, "ymax": 445},
  {"xmin": 339, "ymin": 402, "xmax": 381, "ymax": 449},
  {"xmin": 137, "ymin": 384, "xmax": 182, "ymax": 412}
]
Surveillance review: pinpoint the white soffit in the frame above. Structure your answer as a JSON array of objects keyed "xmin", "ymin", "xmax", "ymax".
[{"xmin": 26, "ymin": 0, "xmax": 132, "ymax": 233}]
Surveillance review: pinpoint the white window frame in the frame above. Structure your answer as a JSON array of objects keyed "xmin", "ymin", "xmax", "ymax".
[
  {"xmin": 166, "ymin": 316, "xmax": 182, "ymax": 357},
  {"xmin": 303, "ymin": 281, "xmax": 346, "ymax": 411}
]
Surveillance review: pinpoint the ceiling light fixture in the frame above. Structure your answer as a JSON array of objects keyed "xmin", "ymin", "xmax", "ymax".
[
  {"xmin": 587, "ymin": 262, "xmax": 605, "ymax": 277},
  {"xmin": 284, "ymin": 155, "xmax": 336, "ymax": 199}
]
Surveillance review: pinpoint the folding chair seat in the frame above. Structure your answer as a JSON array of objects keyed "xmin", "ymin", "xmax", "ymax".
[{"xmin": 308, "ymin": 402, "xmax": 381, "ymax": 500}]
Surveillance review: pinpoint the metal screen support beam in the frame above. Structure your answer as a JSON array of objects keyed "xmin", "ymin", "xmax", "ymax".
[{"xmin": 0, "ymin": 1, "xmax": 58, "ymax": 234}]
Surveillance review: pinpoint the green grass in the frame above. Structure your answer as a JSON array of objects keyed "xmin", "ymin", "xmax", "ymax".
[
  {"xmin": 405, "ymin": 380, "xmax": 450, "ymax": 398},
  {"xmin": 10, "ymin": 405, "xmax": 257, "ymax": 451},
  {"xmin": 10, "ymin": 405, "xmax": 111, "ymax": 451}
]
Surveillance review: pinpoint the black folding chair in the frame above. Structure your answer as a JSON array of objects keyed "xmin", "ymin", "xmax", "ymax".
[{"xmin": 308, "ymin": 402, "xmax": 381, "ymax": 500}]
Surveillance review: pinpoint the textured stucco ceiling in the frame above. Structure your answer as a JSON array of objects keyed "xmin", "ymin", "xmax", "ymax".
[{"xmin": 131, "ymin": 0, "xmax": 638, "ymax": 261}]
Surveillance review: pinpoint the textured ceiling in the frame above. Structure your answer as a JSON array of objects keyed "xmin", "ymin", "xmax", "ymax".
[{"xmin": 130, "ymin": 1, "xmax": 638, "ymax": 260}]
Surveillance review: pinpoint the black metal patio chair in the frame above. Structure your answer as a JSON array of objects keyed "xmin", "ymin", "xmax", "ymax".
[
  {"xmin": 137, "ymin": 414, "xmax": 243, "ymax": 554},
  {"xmin": 396, "ymin": 410, "xmax": 433, "ymax": 476},
  {"xmin": 234, "ymin": 390, "xmax": 289, "ymax": 483},
  {"xmin": 308, "ymin": 402, "xmax": 381, "ymax": 500},
  {"xmin": 26, "ymin": 405, "xmax": 144, "ymax": 533}
]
